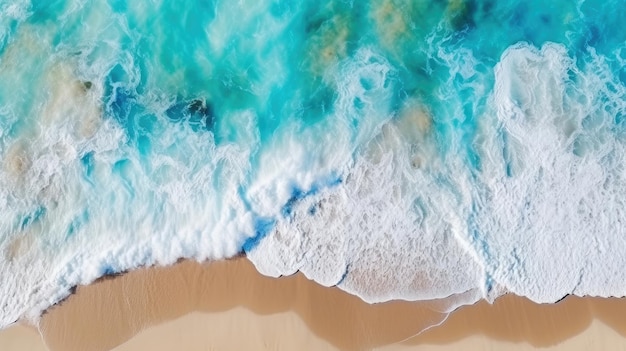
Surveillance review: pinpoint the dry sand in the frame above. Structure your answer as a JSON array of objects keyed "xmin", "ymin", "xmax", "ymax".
[{"xmin": 1, "ymin": 258, "xmax": 626, "ymax": 350}]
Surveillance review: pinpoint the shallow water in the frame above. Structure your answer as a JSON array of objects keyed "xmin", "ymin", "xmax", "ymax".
[{"xmin": 1, "ymin": 0, "xmax": 626, "ymax": 327}]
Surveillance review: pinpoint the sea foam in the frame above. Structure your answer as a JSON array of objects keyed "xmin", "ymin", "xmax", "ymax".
[{"xmin": 1, "ymin": 0, "xmax": 626, "ymax": 330}]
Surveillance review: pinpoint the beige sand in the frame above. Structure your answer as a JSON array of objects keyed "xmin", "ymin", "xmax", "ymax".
[
  {"xmin": 1, "ymin": 258, "xmax": 626, "ymax": 350},
  {"xmin": 113, "ymin": 312, "xmax": 626, "ymax": 351},
  {"xmin": 0, "ymin": 324, "xmax": 47, "ymax": 351}
]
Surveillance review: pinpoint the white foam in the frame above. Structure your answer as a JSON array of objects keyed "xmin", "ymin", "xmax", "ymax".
[
  {"xmin": 247, "ymin": 50, "xmax": 488, "ymax": 304},
  {"xmin": 472, "ymin": 42, "xmax": 626, "ymax": 301},
  {"xmin": 250, "ymin": 41, "xmax": 626, "ymax": 306},
  {"xmin": 0, "ymin": 59, "xmax": 126, "ymax": 325}
]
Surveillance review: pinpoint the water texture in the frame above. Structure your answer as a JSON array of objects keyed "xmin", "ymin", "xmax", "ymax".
[{"xmin": 1, "ymin": 0, "xmax": 626, "ymax": 327}]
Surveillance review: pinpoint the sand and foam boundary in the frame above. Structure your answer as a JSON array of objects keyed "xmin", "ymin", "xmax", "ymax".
[{"xmin": 2, "ymin": 258, "xmax": 626, "ymax": 350}]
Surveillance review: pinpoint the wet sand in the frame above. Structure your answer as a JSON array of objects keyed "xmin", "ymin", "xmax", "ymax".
[{"xmin": 1, "ymin": 258, "xmax": 626, "ymax": 350}]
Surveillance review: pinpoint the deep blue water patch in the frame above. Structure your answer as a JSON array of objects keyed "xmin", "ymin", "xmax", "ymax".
[
  {"xmin": 242, "ymin": 217, "xmax": 277, "ymax": 253},
  {"xmin": 165, "ymin": 98, "xmax": 215, "ymax": 133},
  {"xmin": 281, "ymin": 188, "xmax": 305, "ymax": 218},
  {"xmin": 104, "ymin": 83, "xmax": 135, "ymax": 126},
  {"xmin": 280, "ymin": 175, "xmax": 342, "ymax": 219}
]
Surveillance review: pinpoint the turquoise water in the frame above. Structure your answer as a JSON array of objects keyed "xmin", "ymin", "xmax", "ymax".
[{"xmin": 1, "ymin": 0, "xmax": 626, "ymax": 327}]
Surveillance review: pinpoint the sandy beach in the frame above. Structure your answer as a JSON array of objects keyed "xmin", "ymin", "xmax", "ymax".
[{"xmin": 2, "ymin": 258, "xmax": 626, "ymax": 350}]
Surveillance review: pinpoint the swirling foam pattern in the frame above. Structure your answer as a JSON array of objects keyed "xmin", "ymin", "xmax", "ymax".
[{"xmin": 1, "ymin": 0, "xmax": 626, "ymax": 327}]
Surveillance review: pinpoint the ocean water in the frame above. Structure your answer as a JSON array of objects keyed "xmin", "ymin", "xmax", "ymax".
[{"xmin": 1, "ymin": 0, "xmax": 626, "ymax": 327}]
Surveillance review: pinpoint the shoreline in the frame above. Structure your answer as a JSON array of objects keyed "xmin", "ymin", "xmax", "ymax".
[
  {"xmin": 1, "ymin": 258, "xmax": 626, "ymax": 350},
  {"xmin": 37, "ymin": 258, "xmax": 454, "ymax": 351}
]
